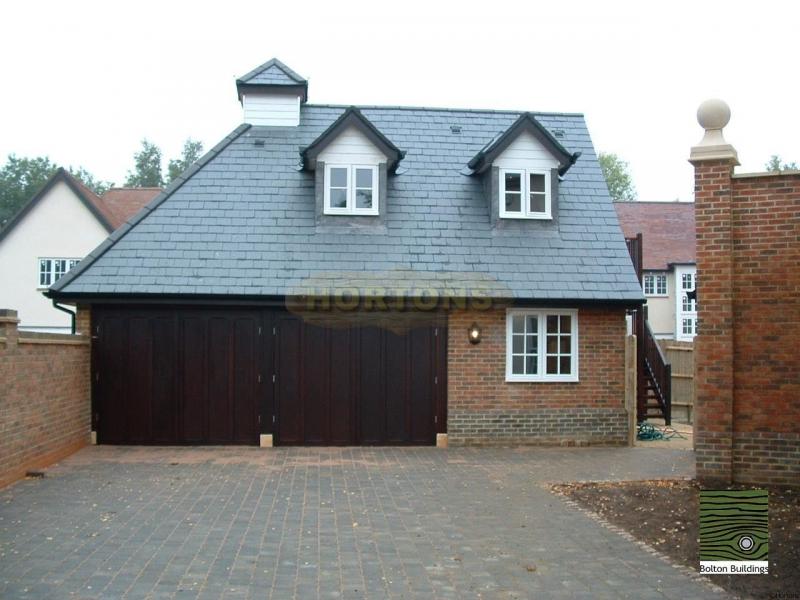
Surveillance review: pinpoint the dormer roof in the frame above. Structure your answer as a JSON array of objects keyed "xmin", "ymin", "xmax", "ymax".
[
  {"xmin": 236, "ymin": 58, "xmax": 308, "ymax": 102},
  {"xmin": 301, "ymin": 106, "xmax": 405, "ymax": 172},
  {"xmin": 468, "ymin": 112, "xmax": 579, "ymax": 175}
]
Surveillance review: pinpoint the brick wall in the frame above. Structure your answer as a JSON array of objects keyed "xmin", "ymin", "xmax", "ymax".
[
  {"xmin": 447, "ymin": 306, "xmax": 629, "ymax": 445},
  {"xmin": 0, "ymin": 308, "xmax": 91, "ymax": 489},
  {"xmin": 693, "ymin": 162, "xmax": 800, "ymax": 486}
]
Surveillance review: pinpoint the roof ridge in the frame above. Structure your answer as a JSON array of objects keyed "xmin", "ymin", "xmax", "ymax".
[
  {"xmin": 304, "ymin": 103, "xmax": 585, "ymax": 117},
  {"xmin": 48, "ymin": 124, "xmax": 252, "ymax": 295},
  {"xmin": 0, "ymin": 168, "xmax": 115, "ymax": 244},
  {"xmin": 237, "ymin": 58, "xmax": 307, "ymax": 85}
]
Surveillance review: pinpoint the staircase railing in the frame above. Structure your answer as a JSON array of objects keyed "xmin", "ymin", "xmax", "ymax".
[{"xmin": 642, "ymin": 320, "xmax": 672, "ymax": 425}]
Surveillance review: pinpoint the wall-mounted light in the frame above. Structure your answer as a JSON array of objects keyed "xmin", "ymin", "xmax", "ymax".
[{"xmin": 468, "ymin": 322, "xmax": 482, "ymax": 344}]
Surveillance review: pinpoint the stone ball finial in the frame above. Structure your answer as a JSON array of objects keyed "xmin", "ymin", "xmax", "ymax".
[{"xmin": 697, "ymin": 98, "xmax": 731, "ymax": 131}]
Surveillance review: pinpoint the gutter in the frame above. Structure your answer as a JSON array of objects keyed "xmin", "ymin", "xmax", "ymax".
[{"xmin": 52, "ymin": 300, "xmax": 76, "ymax": 334}]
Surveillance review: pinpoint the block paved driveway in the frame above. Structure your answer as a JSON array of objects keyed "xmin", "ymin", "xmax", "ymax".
[{"xmin": 0, "ymin": 446, "xmax": 727, "ymax": 599}]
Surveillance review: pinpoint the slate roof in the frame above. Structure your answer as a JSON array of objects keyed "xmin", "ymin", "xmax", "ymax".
[
  {"xmin": 236, "ymin": 58, "xmax": 308, "ymax": 102},
  {"xmin": 237, "ymin": 58, "xmax": 307, "ymax": 86},
  {"xmin": 614, "ymin": 202, "xmax": 696, "ymax": 270},
  {"xmin": 50, "ymin": 105, "xmax": 644, "ymax": 303},
  {"xmin": 101, "ymin": 187, "xmax": 162, "ymax": 229}
]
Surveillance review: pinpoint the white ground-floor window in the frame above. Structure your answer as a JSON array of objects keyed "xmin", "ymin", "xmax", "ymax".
[{"xmin": 506, "ymin": 308, "xmax": 579, "ymax": 382}]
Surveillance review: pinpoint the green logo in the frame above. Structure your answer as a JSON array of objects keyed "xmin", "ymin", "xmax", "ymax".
[{"xmin": 699, "ymin": 490, "xmax": 768, "ymax": 562}]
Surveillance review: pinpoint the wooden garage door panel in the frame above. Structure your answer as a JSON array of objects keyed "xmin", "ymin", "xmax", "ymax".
[
  {"xmin": 97, "ymin": 316, "xmax": 127, "ymax": 444},
  {"xmin": 180, "ymin": 316, "xmax": 206, "ymax": 443},
  {"xmin": 384, "ymin": 329, "xmax": 409, "ymax": 443},
  {"xmin": 409, "ymin": 327, "xmax": 435, "ymax": 444},
  {"xmin": 276, "ymin": 317, "xmax": 302, "ymax": 444},
  {"xmin": 358, "ymin": 326, "xmax": 384, "ymax": 445},
  {"xmin": 302, "ymin": 323, "xmax": 329, "ymax": 444},
  {"xmin": 151, "ymin": 317, "xmax": 177, "ymax": 443},
  {"xmin": 95, "ymin": 308, "xmax": 260, "ymax": 445},
  {"xmin": 126, "ymin": 317, "xmax": 151, "ymax": 443},
  {"xmin": 232, "ymin": 317, "xmax": 257, "ymax": 444},
  {"xmin": 329, "ymin": 327, "xmax": 353, "ymax": 444},
  {"xmin": 207, "ymin": 317, "xmax": 233, "ymax": 443}
]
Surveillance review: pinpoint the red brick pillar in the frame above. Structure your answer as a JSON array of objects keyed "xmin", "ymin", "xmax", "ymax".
[{"xmin": 689, "ymin": 100, "xmax": 739, "ymax": 485}]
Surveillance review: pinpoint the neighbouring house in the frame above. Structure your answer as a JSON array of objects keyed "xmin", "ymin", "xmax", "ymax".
[
  {"xmin": 615, "ymin": 201, "xmax": 697, "ymax": 341},
  {"xmin": 690, "ymin": 99, "xmax": 799, "ymax": 487},
  {"xmin": 46, "ymin": 58, "xmax": 643, "ymax": 447},
  {"xmin": 0, "ymin": 170, "xmax": 160, "ymax": 332}
]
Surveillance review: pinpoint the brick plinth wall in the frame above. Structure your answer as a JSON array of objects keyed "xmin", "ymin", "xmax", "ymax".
[
  {"xmin": 447, "ymin": 307, "xmax": 629, "ymax": 446},
  {"xmin": 0, "ymin": 307, "xmax": 91, "ymax": 489},
  {"xmin": 693, "ymin": 161, "xmax": 800, "ymax": 486}
]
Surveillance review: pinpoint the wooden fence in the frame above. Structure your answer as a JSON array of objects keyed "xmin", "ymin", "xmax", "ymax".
[{"xmin": 659, "ymin": 340, "xmax": 694, "ymax": 423}]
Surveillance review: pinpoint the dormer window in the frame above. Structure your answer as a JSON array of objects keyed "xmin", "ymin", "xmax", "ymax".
[
  {"xmin": 500, "ymin": 169, "xmax": 551, "ymax": 219},
  {"xmin": 324, "ymin": 165, "xmax": 379, "ymax": 215}
]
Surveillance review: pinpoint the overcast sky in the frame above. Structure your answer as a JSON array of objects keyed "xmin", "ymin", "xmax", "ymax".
[{"xmin": 2, "ymin": 1, "xmax": 798, "ymax": 202}]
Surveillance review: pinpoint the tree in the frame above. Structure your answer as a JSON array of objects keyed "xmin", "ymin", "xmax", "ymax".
[
  {"xmin": 166, "ymin": 139, "xmax": 204, "ymax": 183},
  {"xmin": 0, "ymin": 154, "xmax": 112, "ymax": 227},
  {"xmin": 598, "ymin": 152, "xmax": 637, "ymax": 202},
  {"xmin": 124, "ymin": 139, "xmax": 164, "ymax": 187},
  {"xmin": 765, "ymin": 155, "xmax": 798, "ymax": 172}
]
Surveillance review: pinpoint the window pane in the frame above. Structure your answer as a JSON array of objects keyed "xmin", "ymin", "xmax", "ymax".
[
  {"xmin": 512, "ymin": 335, "xmax": 524, "ymax": 353},
  {"xmin": 355, "ymin": 189, "xmax": 373, "ymax": 209},
  {"xmin": 525, "ymin": 334, "xmax": 537, "ymax": 354},
  {"xmin": 330, "ymin": 188, "xmax": 347, "ymax": 208},
  {"xmin": 546, "ymin": 335, "xmax": 558, "ymax": 353},
  {"xmin": 546, "ymin": 356, "xmax": 558, "ymax": 374},
  {"xmin": 512, "ymin": 356, "xmax": 524, "ymax": 374},
  {"xmin": 355, "ymin": 168, "xmax": 372, "ymax": 188},
  {"xmin": 330, "ymin": 168, "xmax": 347, "ymax": 188},
  {"xmin": 529, "ymin": 173, "xmax": 545, "ymax": 193},
  {"xmin": 560, "ymin": 315, "xmax": 571, "ymax": 332},
  {"xmin": 559, "ymin": 356, "xmax": 571, "ymax": 374},
  {"xmin": 644, "ymin": 275, "xmax": 653, "ymax": 295},
  {"xmin": 526, "ymin": 316, "xmax": 538, "ymax": 334},
  {"xmin": 546, "ymin": 315, "xmax": 559, "ymax": 334},
  {"xmin": 512, "ymin": 315, "xmax": 525, "ymax": 334},
  {"xmin": 529, "ymin": 193, "xmax": 546, "ymax": 214},
  {"xmin": 504, "ymin": 172, "xmax": 521, "ymax": 192},
  {"xmin": 525, "ymin": 355, "xmax": 538, "ymax": 375},
  {"xmin": 560, "ymin": 335, "xmax": 571, "ymax": 353},
  {"xmin": 39, "ymin": 259, "xmax": 50, "ymax": 286},
  {"xmin": 505, "ymin": 193, "xmax": 521, "ymax": 212}
]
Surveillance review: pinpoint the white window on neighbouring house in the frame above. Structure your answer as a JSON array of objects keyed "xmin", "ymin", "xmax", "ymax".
[
  {"xmin": 500, "ymin": 169, "xmax": 551, "ymax": 219},
  {"xmin": 675, "ymin": 266, "xmax": 697, "ymax": 341},
  {"xmin": 643, "ymin": 273, "xmax": 667, "ymax": 296},
  {"xmin": 506, "ymin": 309, "xmax": 578, "ymax": 382},
  {"xmin": 38, "ymin": 258, "xmax": 80, "ymax": 288},
  {"xmin": 324, "ymin": 164, "xmax": 379, "ymax": 215}
]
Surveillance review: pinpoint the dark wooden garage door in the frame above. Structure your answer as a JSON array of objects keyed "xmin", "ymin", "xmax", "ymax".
[
  {"xmin": 92, "ymin": 307, "xmax": 446, "ymax": 446},
  {"xmin": 274, "ymin": 315, "xmax": 446, "ymax": 445},
  {"xmin": 93, "ymin": 308, "xmax": 261, "ymax": 444}
]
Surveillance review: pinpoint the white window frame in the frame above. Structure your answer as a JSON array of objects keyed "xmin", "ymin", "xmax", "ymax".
[
  {"xmin": 323, "ymin": 164, "xmax": 379, "ymax": 216},
  {"xmin": 643, "ymin": 272, "xmax": 668, "ymax": 297},
  {"xmin": 675, "ymin": 266, "xmax": 697, "ymax": 341},
  {"xmin": 499, "ymin": 168, "xmax": 552, "ymax": 219},
  {"xmin": 38, "ymin": 257, "xmax": 80, "ymax": 289},
  {"xmin": 505, "ymin": 308, "xmax": 579, "ymax": 382}
]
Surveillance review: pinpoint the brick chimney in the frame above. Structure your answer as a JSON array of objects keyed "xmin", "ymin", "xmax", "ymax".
[{"xmin": 689, "ymin": 99, "xmax": 739, "ymax": 485}]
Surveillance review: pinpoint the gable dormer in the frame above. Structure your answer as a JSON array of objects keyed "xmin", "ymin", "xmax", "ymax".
[
  {"xmin": 236, "ymin": 58, "xmax": 308, "ymax": 126},
  {"xmin": 469, "ymin": 113, "xmax": 579, "ymax": 225},
  {"xmin": 302, "ymin": 107, "xmax": 404, "ymax": 222}
]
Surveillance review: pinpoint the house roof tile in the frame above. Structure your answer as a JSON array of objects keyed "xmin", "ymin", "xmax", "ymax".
[
  {"xmin": 101, "ymin": 187, "xmax": 162, "ymax": 229},
  {"xmin": 614, "ymin": 201, "xmax": 696, "ymax": 270}
]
